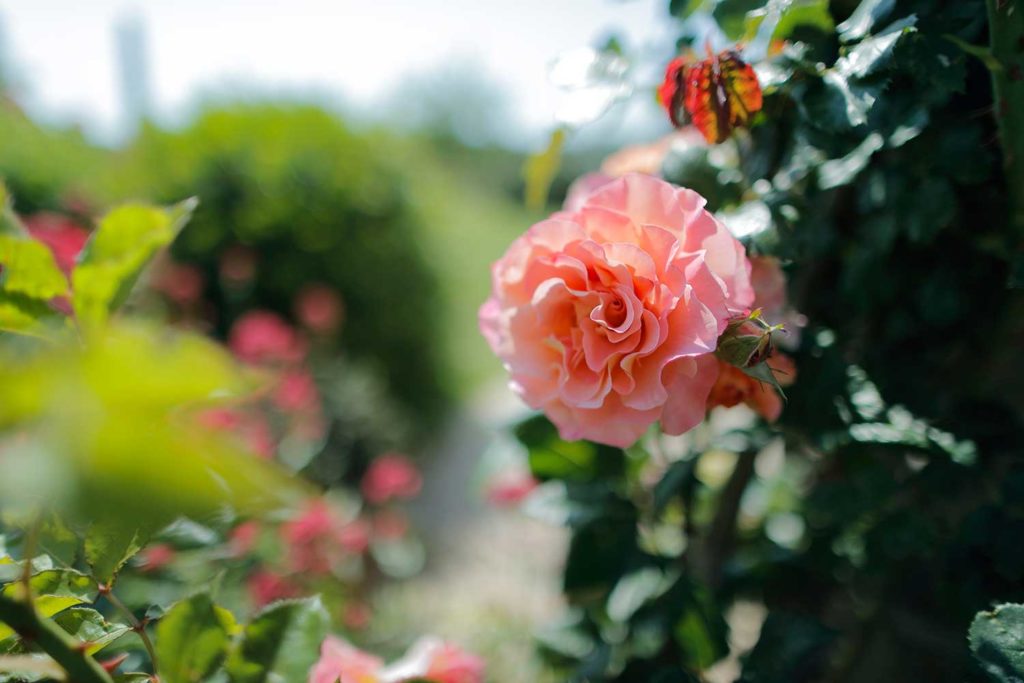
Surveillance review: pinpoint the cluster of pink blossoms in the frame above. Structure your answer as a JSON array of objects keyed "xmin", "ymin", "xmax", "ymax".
[
  {"xmin": 310, "ymin": 635, "xmax": 484, "ymax": 683},
  {"xmin": 480, "ymin": 173, "xmax": 796, "ymax": 447}
]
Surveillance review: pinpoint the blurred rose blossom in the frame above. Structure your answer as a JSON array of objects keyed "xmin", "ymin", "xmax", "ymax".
[
  {"xmin": 23, "ymin": 212, "xmax": 89, "ymax": 277},
  {"xmin": 361, "ymin": 454, "xmax": 422, "ymax": 504},
  {"xmin": 296, "ymin": 284, "xmax": 344, "ymax": 334},
  {"xmin": 309, "ymin": 636, "xmax": 383, "ymax": 683},
  {"xmin": 229, "ymin": 310, "xmax": 307, "ymax": 365}
]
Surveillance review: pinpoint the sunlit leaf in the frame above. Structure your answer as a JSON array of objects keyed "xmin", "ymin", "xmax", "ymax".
[
  {"xmin": 0, "ymin": 235, "xmax": 69, "ymax": 300},
  {"xmin": 837, "ymin": 0, "xmax": 896, "ymax": 41},
  {"xmin": 53, "ymin": 608, "xmax": 131, "ymax": 656},
  {"xmin": 969, "ymin": 603, "xmax": 1024, "ymax": 683},
  {"xmin": 0, "ymin": 570, "xmax": 98, "ymax": 642},
  {"xmin": 155, "ymin": 593, "xmax": 235, "ymax": 683},
  {"xmin": 224, "ymin": 597, "xmax": 329, "ymax": 683},
  {"xmin": 72, "ymin": 199, "xmax": 196, "ymax": 331}
]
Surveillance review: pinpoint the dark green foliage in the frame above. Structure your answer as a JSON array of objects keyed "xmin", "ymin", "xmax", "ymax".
[{"xmin": 526, "ymin": 0, "xmax": 1024, "ymax": 680}]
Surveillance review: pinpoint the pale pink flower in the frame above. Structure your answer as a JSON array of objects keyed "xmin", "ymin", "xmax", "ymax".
[
  {"xmin": 563, "ymin": 172, "xmax": 615, "ymax": 213},
  {"xmin": 381, "ymin": 638, "xmax": 485, "ymax": 683},
  {"xmin": 599, "ymin": 129, "xmax": 704, "ymax": 177},
  {"xmin": 310, "ymin": 636, "xmax": 383, "ymax": 683},
  {"xmin": 480, "ymin": 173, "xmax": 754, "ymax": 447},
  {"xmin": 228, "ymin": 520, "xmax": 261, "ymax": 557},
  {"xmin": 361, "ymin": 454, "xmax": 422, "ymax": 504}
]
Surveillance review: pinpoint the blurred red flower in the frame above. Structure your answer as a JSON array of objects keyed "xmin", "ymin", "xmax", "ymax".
[
  {"xmin": 137, "ymin": 543, "xmax": 176, "ymax": 573},
  {"xmin": 247, "ymin": 569, "xmax": 300, "ymax": 607},
  {"xmin": 229, "ymin": 310, "xmax": 307, "ymax": 365},
  {"xmin": 361, "ymin": 454, "xmax": 422, "ymax": 505}
]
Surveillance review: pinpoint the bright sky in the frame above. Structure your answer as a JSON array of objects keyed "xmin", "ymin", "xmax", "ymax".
[{"xmin": 0, "ymin": 0, "xmax": 671, "ymax": 146}]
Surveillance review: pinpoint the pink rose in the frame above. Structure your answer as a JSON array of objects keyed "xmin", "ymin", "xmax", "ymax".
[
  {"xmin": 309, "ymin": 636, "xmax": 383, "ymax": 683},
  {"xmin": 381, "ymin": 638, "xmax": 485, "ymax": 683},
  {"xmin": 480, "ymin": 173, "xmax": 754, "ymax": 447},
  {"xmin": 295, "ymin": 284, "xmax": 344, "ymax": 333},
  {"xmin": 361, "ymin": 454, "xmax": 422, "ymax": 504}
]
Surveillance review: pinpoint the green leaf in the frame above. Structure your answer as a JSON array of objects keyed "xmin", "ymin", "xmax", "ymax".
[
  {"xmin": 653, "ymin": 459, "xmax": 697, "ymax": 514},
  {"xmin": 0, "ymin": 570, "xmax": 98, "ymax": 642},
  {"xmin": 745, "ymin": 0, "xmax": 834, "ymax": 43},
  {"xmin": 72, "ymin": 198, "xmax": 196, "ymax": 330},
  {"xmin": 53, "ymin": 608, "xmax": 131, "ymax": 655},
  {"xmin": 969, "ymin": 604, "xmax": 1024, "ymax": 682},
  {"xmin": 84, "ymin": 521, "xmax": 149, "ymax": 586},
  {"xmin": 523, "ymin": 128, "xmax": 566, "ymax": 211},
  {"xmin": 835, "ymin": 16, "xmax": 917, "ymax": 80},
  {"xmin": 224, "ymin": 597, "xmax": 329, "ymax": 683},
  {"xmin": 836, "ymin": 0, "xmax": 895, "ymax": 41},
  {"xmin": 669, "ymin": 0, "xmax": 709, "ymax": 18},
  {"xmin": 0, "ymin": 235, "xmax": 69, "ymax": 300},
  {"xmin": 714, "ymin": 0, "xmax": 767, "ymax": 40},
  {"xmin": 817, "ymin": 133, "xmax": 884, "ymax": 189},
  {"xmin": 673, "ymin": 581, "xmax": 729, "ymax": 671},
  {"xmin": 0, "ymin": 291, "xmax": 59, "ymax": 335},
  {"xmin": 156, "ymin": 593, "xmax": 235, "ymax": 683},
  {"xmin": 515, "ymin": 415, "xmax": 624, "ymax": 482}
]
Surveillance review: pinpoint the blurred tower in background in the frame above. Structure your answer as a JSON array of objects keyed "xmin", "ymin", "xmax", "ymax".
[{"xmin": 116, "ymin": 12, "xmax": 151, "ymax": 137}]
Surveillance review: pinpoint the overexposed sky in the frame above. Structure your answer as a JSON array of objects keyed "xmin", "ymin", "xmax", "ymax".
[{"xmin": 0, "ymin": 0, "xmax": 671, "ymax": 146}]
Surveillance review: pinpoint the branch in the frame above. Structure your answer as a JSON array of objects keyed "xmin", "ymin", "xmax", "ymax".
[
  {"xmin": 0, "ymin": 589, "xmax": 114, "ymax": 683},
  {"xmin": 697, "ymin": 450, "xmax": 758, "ymax": 589}
]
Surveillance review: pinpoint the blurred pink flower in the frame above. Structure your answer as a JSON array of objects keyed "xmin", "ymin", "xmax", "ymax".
[
  {"xmin": 337, "ymin": 518, "xmax": 372, "ymax": 555},
  {"xmin": 198, "ymin": 407, "xmax": 275, "ymax": 459},
  {"xmin": 296, "ymin": 284, "xmax": 344, "ymax": 334},
  {"xmin": 749, "ymin": 255, "xmax": 805, "ymax": 350},
  {"xmin": 229, "ymin": 310, "xmax": 307, "ymax": 365},
  {"xmin": 23, "ymin": 212, "xmax": 89, "ymax": 277},
  {"xmin": 342, "ymin": 601, "xmax": 373, "ymax": 631},
  {"xmin": 153, "ymin": 261, "xmax": 205, "ymax": 306},
  {"xmin": 361, "ymin": 454, "xmax": 422, "ymax": 504},
  {"xmin": 274, "ymin": 370, "xmax": 320, "ymax": 413},
  {"xmin": 480, "ymin": 173, "xmax": 754, "ymax": 447},
  {"xmin": 247, "ymin": 569, "xmax": 300, "ymax": 608},
  {"xmin": 485, "ymin": 470, "xmax": 538, "ymax": 507},
  {"xmin": 281, "ymin": 500, "xmax": 343, "ymax": 574},
  {"xmin": 137, "ymin": 543, "xmax": 176, "ymax": 573},
  {"xmin": 228, "ymin": 520, "xmax": 262, "ymax": 558},
  {"xmin": 310, "ymin": 636, "xmax": 383, "ymax": 683},
  {"xmin": 381, "ymin": 638, "xmax": 485, "ymax": 683},
  {"xmin": 599, "ymin": 129, "xmax": 704, "ymax": 177}
]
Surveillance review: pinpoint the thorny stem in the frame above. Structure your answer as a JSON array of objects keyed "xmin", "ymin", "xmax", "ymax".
[{"xmin": 102, "ymin": 586, "xmax": 159, "ymax": 674}]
